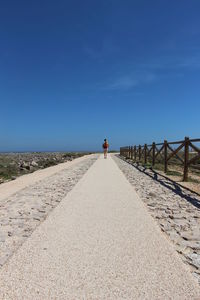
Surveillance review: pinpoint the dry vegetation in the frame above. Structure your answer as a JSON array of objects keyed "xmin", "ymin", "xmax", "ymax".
[
  {"xmin": 151, "ymin": 152, "xmax": 200, "ymax": 194},
  {"xmin": 0, "ymin": 152, "xmax": 91, "ymax": 184}
]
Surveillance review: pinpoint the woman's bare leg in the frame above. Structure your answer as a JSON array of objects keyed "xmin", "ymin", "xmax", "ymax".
[{"xmin": 104, "ymin": 149, "xmax": 108, "ymax": 158}]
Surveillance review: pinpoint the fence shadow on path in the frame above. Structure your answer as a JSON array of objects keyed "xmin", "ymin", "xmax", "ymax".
[{"xmin": 116, "ymin": 154, "xmax": 200, "ymax": 210}]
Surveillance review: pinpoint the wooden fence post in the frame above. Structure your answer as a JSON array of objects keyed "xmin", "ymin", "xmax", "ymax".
[
  {"xmin": 144, "ymin": 144, "xmax": 147, "ymax": 164},
  {"xmin": 134, "ymin": 146, "xmax": 136, "ymax": 161},
  {"xmin": 183, "ymin": 137, "xmax": 189, "ymax": 181},
  {"xmin": 139, "ymin": 145, "xmax": 141, "ymax": 162},
  {"xmin": 164, "ymin": 140, "xmax": 168, "ymax": 173},
  {"xmin": 152, "ymin": 142, "xmax": 155, "ymax": 166}
]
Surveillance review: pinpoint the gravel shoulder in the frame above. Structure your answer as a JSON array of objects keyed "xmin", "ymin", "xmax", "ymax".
[{"xmin": 0, "ymin": 154, "xmax": 200, "ymax": 299}]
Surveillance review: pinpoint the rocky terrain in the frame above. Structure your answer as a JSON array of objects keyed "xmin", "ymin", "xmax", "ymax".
[
  {"xmin": 0, "ymin": 152, "xmax": 90, "ymax": 184},
  {"xmin": 113, "ymin": 154, "xmax": 200, "ymax": 283}
]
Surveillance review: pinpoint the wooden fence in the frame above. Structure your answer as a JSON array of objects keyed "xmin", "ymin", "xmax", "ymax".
[{"xmin": 120, "ymin": 137, "xmax": 200, "ymax": 181}]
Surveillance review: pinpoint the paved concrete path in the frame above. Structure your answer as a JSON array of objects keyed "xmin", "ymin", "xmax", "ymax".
[{"xmin": 0, "ymin": 154, "xmax": 200, "ymax": 299}]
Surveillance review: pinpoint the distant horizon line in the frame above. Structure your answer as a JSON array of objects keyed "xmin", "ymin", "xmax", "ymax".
[{"xmin": 0, "ymin": 149, "xmax": 118, "ymax": 153}]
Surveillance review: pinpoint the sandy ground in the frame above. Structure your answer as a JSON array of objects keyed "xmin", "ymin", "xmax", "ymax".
[{"xmin": 0, "ymin": 154, "xmax": 200, "ymax": 299}]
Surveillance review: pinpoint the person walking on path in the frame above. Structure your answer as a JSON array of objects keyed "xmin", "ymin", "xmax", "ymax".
[{"xmin": 102, "ymin": 138, "xmax": 109, "ymax": 159}]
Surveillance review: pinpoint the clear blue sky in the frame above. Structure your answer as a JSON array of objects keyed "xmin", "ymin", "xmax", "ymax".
[{"xmin": 0, "ymin": 1, "xmax": 200, "ymax": 151}]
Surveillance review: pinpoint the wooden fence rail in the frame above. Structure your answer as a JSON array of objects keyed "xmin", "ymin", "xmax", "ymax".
[{"xmin": 120, "ymin": 137, "xmax": 200, "ymax": 181}]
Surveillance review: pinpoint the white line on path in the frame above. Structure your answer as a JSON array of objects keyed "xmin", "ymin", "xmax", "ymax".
[{"xmin": 0, "ymin": 154, "xmax": 200, "ymax": 299}]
